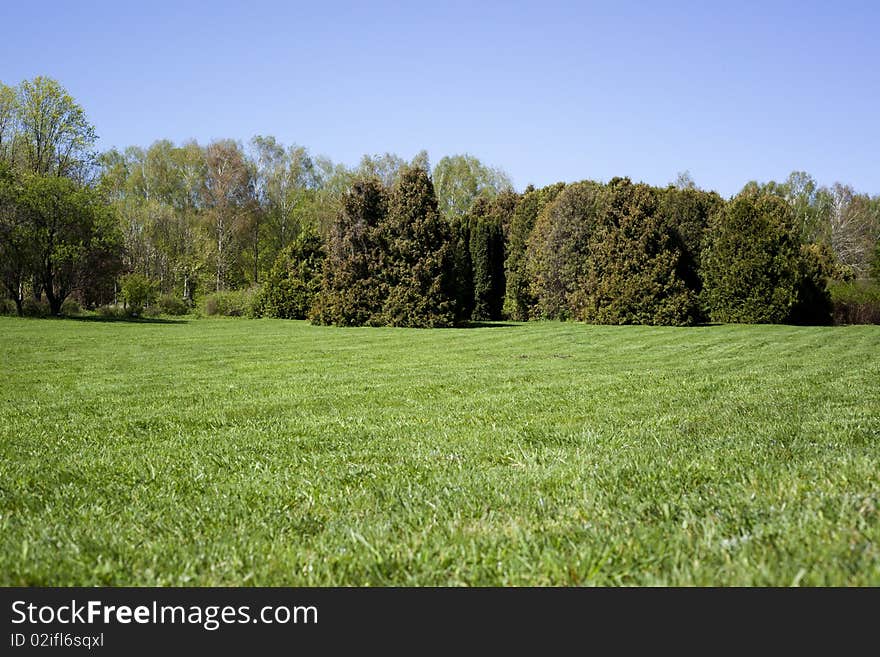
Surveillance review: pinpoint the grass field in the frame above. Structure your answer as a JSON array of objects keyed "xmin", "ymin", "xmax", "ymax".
[{"xmin": 0, "ymin": 317, "xmax": 878, "ymax": 586}]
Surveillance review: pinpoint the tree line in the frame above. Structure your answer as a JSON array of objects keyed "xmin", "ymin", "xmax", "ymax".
[{"xmin": 1, "ymin": 77, "xmax": 878, "ymax": 325}]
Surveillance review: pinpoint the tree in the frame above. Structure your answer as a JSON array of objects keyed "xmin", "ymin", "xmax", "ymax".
[
  {"xmin": 311, "ymin": 176, "xmax": 389, "ymax": 326},
  {"xmin": 250, "ymin": 136, "xmax": 318, "ymax": 272},
  {"xmin": 673, "ymin": 170, "xmax": 697, "ymax": 190},
  {"xmin": 380, "ymin": 166, "xmax": 459, "ymax": 327},
  {"xmin": 503, "ymin": 183, "xmax": 565, "ymax": 320},
  {"xmin": 99, "ymin": 141, "xmax": 204, "ymax": 299},
  {"xmin": 526, "ymin": 181, "xmax": 606, "ymax": 319},
  {"xmin": 701, "ymin": 192, "xmax": 804, "ymax": 323},
  {"xmin": 0, "ymin": 163, "xmax": 30, "ymax": 314},
  {"xmin": 253, "ymin": 229, "xmax": 325, "ymax": 319},
  {"xmin": 658, "ymin": 185, "xmax": 724, "ymax": 293},
  {"xmin": 582, "ymin": 180, "xmax": 699, "ymax": 325},
  {"xmin": 202, "ymin": 140, "xmax": 254, "ymax": 291},
  {"xmin": 357, "ymin": 152, "xmax": 407, "ymax": 188},
  {"xmin": 0, "ymin": 83, "xmax": 18, "ymax": 165},
  {"xmin": 120, "ymin": 273, "xmax": 159, "ymax": 316},
  {"xmin": 827, "ymin": 183, "xmax": 879, "ymax": 278},
  {"xmin": 432, "ymin": 154, "xmax": 513, "ymax": 220},
  {"xmin": 16, "ymin": 174, "xmax": 122, "ymax": 315},
  {"xmin": 871, "ymin": 237, "xmax": 880, "ymax": 281},
  {"xmin": 13, "ymin": 77, "xmax": 97, "ymax": 180},
  {"xmin": 467, "ymin": 197, "xmax": 506, "ymax": 321},
  {"xmin": 782, "ymin": 171, "xmax": 832, "ymax": 244}
]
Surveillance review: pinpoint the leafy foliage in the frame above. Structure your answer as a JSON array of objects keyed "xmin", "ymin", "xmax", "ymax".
[
  {"xmin": 201, "ymin": 287, "xmax": 261, "ymax": 317},
  {"xmin": 253, "ymin": 230, "xmax": 324, "ymax": 319},
  {"xmin": 120, "ymin": 273, "xmax": 159, "ymax": 316},
  {"xmin": 15, "ymin": 173, "xmax": 123, "ymax": 315},
  {"xmin": 467, "ymin": 196, "xmax": 507, "ymax": 321},
  {"xmin": 701, "ymin": 193, "xmax": 804, "ymax": 323},
  {"xmin": 503, "ymin": 183, "xmax": 565, "ymax": 320},
  {"xmin": 828, "ymin": 279, "xmax": 880, "ymax": 325},
  {"xmin": 380, "ymin": 166, "xmax": 458, "ymax": 327},
  {"xmin": 432, "ymin": 154, "xmax": 513, "ymax": 220},
  {"xmin": 311, "ymin": 177, "xmax": 389, "ymax": 326}
]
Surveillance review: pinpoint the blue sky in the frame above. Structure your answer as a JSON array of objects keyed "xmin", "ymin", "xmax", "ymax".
[{"xmin": 2, "ymin": 1, "xmax": 878, "ymax": 197}]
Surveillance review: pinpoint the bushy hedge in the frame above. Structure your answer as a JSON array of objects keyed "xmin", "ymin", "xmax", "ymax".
[
  {"xmin": 155, "ymin": 294, "xmax": 189, "ymax": 316},
  {"xmin": 253, "ymin": 232, "xmax": 324, "ymax": 319},
  {"xmin": 526, "ymin": 179, "xmax": 700, "ymax": 325},
  {"xmin": 313, "ymin": 168, "xmax": 459, "ymax": 328},
  {"xmin": 701, "ymin": 193, "xmax": 830, "ymax": 324},
  {"xmin": 201, "ymin": 287, "xmax": 261, "ymax": 317},
  {"xmin": 120, "ymin": 274, "xmax": 159, "ymax": 316},
  {"xmin": 829, "ymin": 280, "xmax": 880, "ymax": 324}
]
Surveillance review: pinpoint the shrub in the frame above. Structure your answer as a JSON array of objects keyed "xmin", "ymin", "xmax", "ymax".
[
  {"xmin": 60, "ymin": 298, "xmax": 81, "ymax": 316},
  {"xmin": 22, "ymin": 298, "xmax": 51, "ymax": 317},
  {"xmin": 254, "ymin": 232, "xmax": 325, "ymax": 319},
  {"xmin": 311, "ymin": 177, "xmax": 389, "ymax": 326},
  {"xmin": 201, "ymin": 287, "xmax": 261, "ymax": 317},
  {"xmin": 0, "ymin": 298, "xmax": 17, "ymax": 316},
  {"xmin": 155, "ymin": 294, "xmax": 189, "ymax": 316},
  {"xmin": 828, "ymin": 280, "xmax": 880, "ymax": 325},
  {"xmin": 120, "ymin": 274, "xmax": 159, "ymax": 316},
  {"xmin": 701, "ymin": 193, "xmax": 802, "ymax": 323},
  {"xmin": 96, "ymin": 304, "xmax": 125, "ymax": 318}
]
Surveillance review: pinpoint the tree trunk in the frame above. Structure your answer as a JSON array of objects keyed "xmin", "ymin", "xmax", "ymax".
[
  {"xmin": 46, "ymin": 289, "xmax": 62, "ymax": 316},
  {"xmin": 14, "ymin": 297, "xmax": 23, "ymax": 317}
]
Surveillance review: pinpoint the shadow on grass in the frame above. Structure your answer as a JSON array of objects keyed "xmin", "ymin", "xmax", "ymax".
[
  {"xmin": 65, "ymin": 315, "xmax": 188, "ymax": 325},
  {"xmin": 457, "ymin": 321, "xmax": 522, "ymax": 329}
]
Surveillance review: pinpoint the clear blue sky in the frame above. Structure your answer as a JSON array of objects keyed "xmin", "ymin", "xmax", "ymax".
[{"xmin": 2, "ymin": 1, "xmax": 878, "ymax": 197}]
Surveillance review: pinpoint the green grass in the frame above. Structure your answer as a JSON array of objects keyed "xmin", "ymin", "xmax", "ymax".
[{"xmin": 1, "ymin": 317, "xmax": 878, "ymax": 586}]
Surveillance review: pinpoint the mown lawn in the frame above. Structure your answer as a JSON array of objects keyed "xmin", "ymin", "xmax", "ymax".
[{"xmin": 0, "ymin": 316, "xmax": 878, "ymax": 585}]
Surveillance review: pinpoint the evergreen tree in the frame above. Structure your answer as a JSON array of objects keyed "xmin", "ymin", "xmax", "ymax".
[
  {"xmin": 583, "ymin": 180, "xmax": 698, "ymax": 325},
  {"xmin": 310, "ymin": 177, "xmax": 388, "ymax": 326},
  {"xmin": 468, "ymin": 196, "xmax": 506, "ymax": 320},
  {"xmin": 503, "ymin": 183, "xmax": 565, "ymax": 320},
  {"xmin": 448, "ymin": 214, "xmax": 474, "ymax": 321},
  {"xmin": 380, "ymin": 166, "xmax": 458, "ymax": 327},
  {"xmin": 701, "ymin": 192, "xmax": 803, "ymax": 323},
  {"xmin": 526, "ymin": 181, "xmax": 606, "ymax": 320},
  {"xmin": 658, "ymin": 186, "xmax": 724, "ymax": 294},
  {"xmin": 254, "ymin": 228, "xmax": 325, "ymax": 319}
]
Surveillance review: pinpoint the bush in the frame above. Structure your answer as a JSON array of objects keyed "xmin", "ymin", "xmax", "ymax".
[
  {"xmin": 155, "ymin": 294, "xmax": 189, "ymax": 316},
  {"xmin": 0, "ymin": 298, "xmax": 17, "ymax": 316},
  {"xmin": 311, "ymin": 177, "xmax": 389, "ymax": 326},
  {"xmin": 829, "ymin": 280, "xmax": 880, "ymax": 325},
  {"xmin": 253, "ymin": 232, "xmax": 325, "ymax": 319},
  {"xmin": 60, "ymin": 298, "xmax": 81, "ymax": 316},
  {"xmin": 22, "ymin": 298, "xmax": 51, "ymax": 317},
  {"xmin": 120, "ymin": 274, "xmax": 159, "ymax": 316},
  {"xmin": 525, "ymin": 178, "xmax": 699, "ymax": 325},
  {"xmin": 701, "ymin": 193, "xmax": 802, "ymax": 323},
  {"xmin": 201, "ymin": 287, "xmax": 261, "ymax": 317},
  {"xmin": 96, "ymin": 304, "xmax": 125, "ymax": 318}
]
